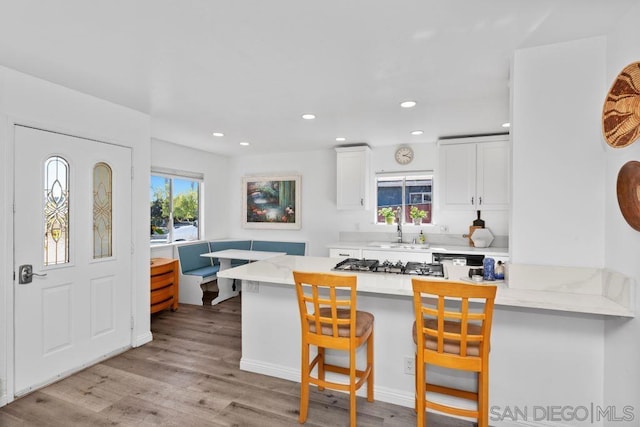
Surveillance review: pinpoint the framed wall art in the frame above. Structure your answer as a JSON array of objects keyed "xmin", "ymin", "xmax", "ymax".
[{"xmin": 242, "ymin": 175, "xmax": 301, "ymax": 229}]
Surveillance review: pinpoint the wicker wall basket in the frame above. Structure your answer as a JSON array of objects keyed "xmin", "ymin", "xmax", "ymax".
[
  {"xmin": 617, "ymin": 160, "xmax": 640, "ymax": 232},
  {"xmin": 602, "ymin": 62, "xmax": 640, "ymax": 148}
]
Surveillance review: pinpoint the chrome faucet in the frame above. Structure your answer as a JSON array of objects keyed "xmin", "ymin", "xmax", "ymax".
[{"xmin": 396, "ymin": 207, "xmax": 403, "ymax": 243}]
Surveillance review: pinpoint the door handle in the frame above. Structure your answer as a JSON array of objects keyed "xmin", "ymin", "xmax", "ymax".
[{"xmin": 18, "ymin": 264, "xmax": 47, "ymax": 284}]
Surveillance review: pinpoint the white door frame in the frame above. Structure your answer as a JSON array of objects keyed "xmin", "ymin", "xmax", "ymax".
[{"xmin": 1, "ymin": 119, "xmax": 140, "ymax": 405}]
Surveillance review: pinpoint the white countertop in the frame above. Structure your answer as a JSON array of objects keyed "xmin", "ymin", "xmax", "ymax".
[
  {"xmin": 217, "ymin": 255, "xmax": 634, "ymax": 317},
  {"xmin": 328, "ymin": 241, "xmax": 509, "ymax": 257}
]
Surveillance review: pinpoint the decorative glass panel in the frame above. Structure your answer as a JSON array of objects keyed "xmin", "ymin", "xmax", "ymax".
[
  {"xmin": 93, "ymin": 162, "xmax": 112, "ymax": 258},
  {"xmin": 44, "ymin": 156, "xmax": 70, "ymax": 265}
]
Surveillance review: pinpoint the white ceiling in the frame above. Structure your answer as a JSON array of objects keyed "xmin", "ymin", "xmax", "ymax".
[{"xmin": 0, "ymin": 0, "xmax": 637, "ymax": 156}]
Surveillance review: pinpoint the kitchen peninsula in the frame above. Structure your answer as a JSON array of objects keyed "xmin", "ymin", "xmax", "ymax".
[{"xmin": 217, "ymin": 254, "xmax": 634, "ymax": 411}]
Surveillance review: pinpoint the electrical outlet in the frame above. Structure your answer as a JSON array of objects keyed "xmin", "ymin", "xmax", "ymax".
[{"xmin": 404, "ymin": 356, "xmax": 415, "ymax": 375}]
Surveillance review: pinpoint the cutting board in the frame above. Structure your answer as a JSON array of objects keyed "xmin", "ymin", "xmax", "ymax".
[{"xmin": 468, "ymin": 225, "xmax": 482, "ymax": 247}]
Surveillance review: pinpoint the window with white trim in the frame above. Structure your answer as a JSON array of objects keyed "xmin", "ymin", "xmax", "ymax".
[
  {"xmin": 376, "ymin": 172, "xmax": 433, "ymax": 224},
  {"xmin": 150, "ymin": 169, "xmax": 202, "ymax": 243}
]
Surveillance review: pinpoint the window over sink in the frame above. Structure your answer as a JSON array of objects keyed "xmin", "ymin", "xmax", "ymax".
[{"xmin": 376, "ymin": 172, "xmax": 433, "ymax": 224}]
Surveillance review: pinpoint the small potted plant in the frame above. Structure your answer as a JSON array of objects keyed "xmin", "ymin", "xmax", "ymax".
[
  {"xmin": 409, "ymin": 206, "xmax": 427, "ymax": 225},
  {"xmin": 378, "ymin": 207, "xmax": 398, "ymax": 225}
]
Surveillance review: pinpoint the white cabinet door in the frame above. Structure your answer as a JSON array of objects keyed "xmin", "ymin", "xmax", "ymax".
[
  {"xmin": 336, "ymin": 146, "xmax": 371, "ymax": 210},
  {"xmin": 476, "ymin": 140, "xmax": 509, "ymax": 210},
  {"xmin": 439, "ymin": 143, "xmax": 476, "ymax": 210},
  {"xmin": 439, "ymin": 136, "xmax": 509, "ymax": 211}
]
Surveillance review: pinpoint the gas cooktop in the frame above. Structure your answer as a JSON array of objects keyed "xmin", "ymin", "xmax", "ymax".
[{"xmin": 333, "ymin": 258, "xmax": 444, "ymax": 277}]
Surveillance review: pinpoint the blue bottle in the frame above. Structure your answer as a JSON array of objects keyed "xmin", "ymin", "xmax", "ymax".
[{"xmin": 483, "ymin": 257, "xmax": 495, "ymax": 281}]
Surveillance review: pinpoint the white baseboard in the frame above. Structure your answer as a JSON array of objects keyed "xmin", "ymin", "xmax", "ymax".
[
  {"xmin": 133, "ymin": 331, "xmax": 153, "ymax": 347},
  {"xmin": 0, "ymin": 394, "xmax": 8, "ymax": 408},
  {"xmin": 240, "ymin": 358, "xmax": 300, "ymax": 383},
  {"xmin": 239, "ymin": 357, "xmax": 481, "ymax": 422}
]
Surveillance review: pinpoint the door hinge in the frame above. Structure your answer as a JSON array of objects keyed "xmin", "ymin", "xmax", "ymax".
[
  {"xmin": 131, "ymin": 166, "xmax": 134, "ymax": 180},
  {"xmin": 131, "ymin": 316, "xmax": 135, "ymax": 330}
]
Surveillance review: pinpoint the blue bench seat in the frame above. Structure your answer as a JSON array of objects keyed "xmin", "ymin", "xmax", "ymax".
[
  {"xmin": 176, "ymin": 239, "xmax": 307, "ymax": 306},
  {"xmin": 176, "ymin": 242, "xmax": 218, "ymax": 305}
]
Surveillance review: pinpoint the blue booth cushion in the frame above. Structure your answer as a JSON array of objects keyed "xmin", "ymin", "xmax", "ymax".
[
  {"xmin": 184, "ymin": 265, "xmax": 220, "ymax": 279},
  {"xmin": 209, "ymin": 240, "xmax": 252, "ymax": 266},
  {"xmin": 251, "ymin": 240, "xmax": 306, "ymax": 256},
  {"xmin": 177, "ymin": 242, "xmax": 213, "ymax": 274}
]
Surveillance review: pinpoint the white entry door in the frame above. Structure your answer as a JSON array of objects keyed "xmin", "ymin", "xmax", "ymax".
[{"xmin": 13, "ymin": 125, "xmax": 132, "ymax": 396}]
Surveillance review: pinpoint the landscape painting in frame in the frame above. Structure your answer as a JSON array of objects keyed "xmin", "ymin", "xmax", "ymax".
[{"xmin": 242, "ymin": 175, "xmax": 301, "ymax": 229}]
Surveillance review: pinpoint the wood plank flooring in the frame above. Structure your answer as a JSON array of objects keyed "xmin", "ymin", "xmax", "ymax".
[{"xmin": 0, "ymin": 295, "xmax": 475, "ymax": 426}]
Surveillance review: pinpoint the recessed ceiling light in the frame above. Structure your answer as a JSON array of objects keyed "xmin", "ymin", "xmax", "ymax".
[
  {"xmin": 212, "ymin": 132, "xmax": 224, "ymax": 137},
  {"xmin": 501, "ymin": 122, "xmax": 511, "ymax": 128},
  {"xmin": 400, "ymin": 101, "xmax": 417, "ymax": 108},
  {"xmin": 239, "ymin": 141, "xmax": 250, "ymax": 146},
  {"xmin": 302, "ymin": 113, "xmax": 316, "ymax": 120},
  {"xmin": 336, "ymin": 137, "xmax": 346, "ymax": 142},
  {"xmin": 410, "ymin": 130, "xmax": 424, "ymax": 135}
]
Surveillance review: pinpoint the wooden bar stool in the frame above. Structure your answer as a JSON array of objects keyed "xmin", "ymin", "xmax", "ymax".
[
  {"xmin": 292, "ymin": 271, "xmax": 374, "ymax": 426},
  {"xmin": 411, "ymin": 279, "xmax": 497, "ymax": 427}
]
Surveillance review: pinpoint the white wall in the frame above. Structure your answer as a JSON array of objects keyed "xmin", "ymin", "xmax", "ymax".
[
  {"xmin": 149, "ymin": 138, "xmax": 232, "ymax": 259},
  {"xmin": 227, "ymin": 148, "xmax": 338, "ymax": 256},
  {"xmin": 603, "ymin": 2, "xmax": 640, "ymax": 416},
  {"xmin": 509, "ymin": 33, "xmax": 640, "ymax": 425},
  {"xmin": 0, "ymin": 66, "xmax": 151, "ymax": 406},
  {"xmin": 511, "ymin": 36, "xmax": 607, "ymax": 268},
  {"xmin": 224, "ymin": 142, "xmax": 509, "ymax": 257}
]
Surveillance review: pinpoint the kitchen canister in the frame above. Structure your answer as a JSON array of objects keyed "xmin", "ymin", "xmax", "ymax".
[
  {"xmin": 495, "ymin": 261, "xmax": 505, "ymax": 280},
  {"xmin": 483, "ymin": 257, "xmax": 495, "ymax": 281}
]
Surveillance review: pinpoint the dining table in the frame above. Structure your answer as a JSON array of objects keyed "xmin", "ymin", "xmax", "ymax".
[{"xmin": 200, "ymin": 249, "xmax": 286, "ymax": 305}]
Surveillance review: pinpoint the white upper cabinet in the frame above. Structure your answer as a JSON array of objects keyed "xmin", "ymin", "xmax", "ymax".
[
  {"xmin": 438, "ymin": 135, "xmax": 510, "ymax": 211},
  {"xmin": 336, "ymin": 145, "xmax": 371, "ymax": 210}
]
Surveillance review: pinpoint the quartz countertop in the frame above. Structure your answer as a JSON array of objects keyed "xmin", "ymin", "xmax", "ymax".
[
  {"xmin": 217, "ymin": 255, "xmax": 634, "ymax": 317},
  {"xmin": 328, "ymin": 241, "xmax": 509, "ymax": 257}
]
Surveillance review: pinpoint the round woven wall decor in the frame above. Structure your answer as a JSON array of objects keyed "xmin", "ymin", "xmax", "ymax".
[
  {"xmin": 602, "ymin": 62, "xmax": 640, "ymax": 148},
  {"xmin": 617, "ymin": 160, "xmax": 640, "ymax": 232}
]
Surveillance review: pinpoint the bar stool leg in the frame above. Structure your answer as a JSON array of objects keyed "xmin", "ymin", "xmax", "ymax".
[
  {"xmin": 349, "ymin": 347, "xmax": 357, "ymax": 427},
  {"xmin": 367, "ymin": 331, "xmax": 374, "ymax": 401},
  {"xmin": 416, "ymin": 355, "xmax": 425, "ymax": 427},
  {"xmin": 299, "ymin": 343, "xmax": 310, "ymax": 423},
  {"xmin": 317, "ymin": 347, "xmax": 325, "ymax": 391},
  {"xmin": 478, "ymin": 365, "xmax": 489, "ymax": 427}
]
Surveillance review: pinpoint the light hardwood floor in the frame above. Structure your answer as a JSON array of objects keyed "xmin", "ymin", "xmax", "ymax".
[{"xmin": 0, "ymin": 295, "xmax": 475, "ymax": 426}]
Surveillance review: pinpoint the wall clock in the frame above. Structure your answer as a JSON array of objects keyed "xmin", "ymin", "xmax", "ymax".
[{"xmin": 395, "ymin": 146, "xmax": 414, "ymax": 165}]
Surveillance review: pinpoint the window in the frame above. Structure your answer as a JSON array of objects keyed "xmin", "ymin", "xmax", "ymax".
[
  {"xmin": 376, "ymin": 173, "xmax": 433, "ymax": 224},
  {"xmin": 150, "ymin": 171, "xmax": 202, "ymax": 243},
  {"xmin": 93, "ymin": 162, "xmax": 113, "ymax": 259},
  {"xmin": 44, "ymin": 156, "xmax": 70, "ymax": 265}
]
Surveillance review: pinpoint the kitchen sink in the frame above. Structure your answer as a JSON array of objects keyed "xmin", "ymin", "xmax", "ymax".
[{"xmin": 367, "ymin": 242, "xmax": 430, "ymax": 250}]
